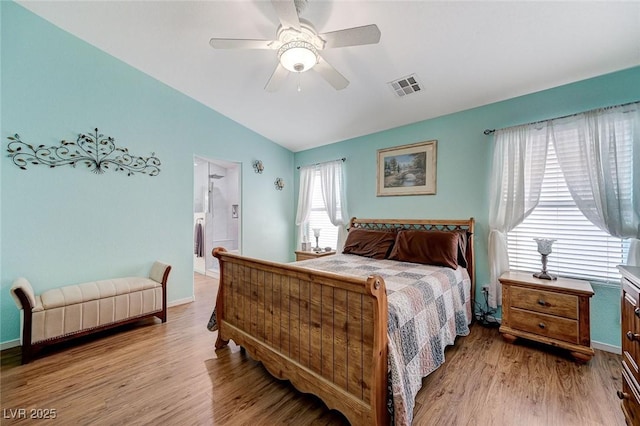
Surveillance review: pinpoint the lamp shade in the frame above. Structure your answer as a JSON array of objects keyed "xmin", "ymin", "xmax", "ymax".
[
  {"xmin": 534, "ymin": 238, "xmax": 556, "ymax": 255},
  {"xmin": 278, "ymin": 41, "xmax": 318, "ymax": 73}
]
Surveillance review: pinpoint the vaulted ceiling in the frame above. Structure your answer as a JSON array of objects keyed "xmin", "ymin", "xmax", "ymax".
[{"xmin": 17, "ymin": 1, "xmax": 640, "ymax": 152}]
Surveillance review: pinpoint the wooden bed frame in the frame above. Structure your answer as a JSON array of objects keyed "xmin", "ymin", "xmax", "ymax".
[{"xmin": 212, "ymin": 218, "xmax": 475, "ymax": 425}]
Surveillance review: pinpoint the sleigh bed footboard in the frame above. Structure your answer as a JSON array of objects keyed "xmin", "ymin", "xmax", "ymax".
[{"xmin": 213, "ymin": 248, "xmax": 389, "ymax": 425}]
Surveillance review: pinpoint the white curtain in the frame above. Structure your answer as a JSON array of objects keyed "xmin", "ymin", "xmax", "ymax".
[
  {"xmin": 295, "ymin": 165, "xmax": 316, "ymax": 249},
  {"xmin": 318, "ymin": 160, "xmax": 349, "ymax": 251},
  {"xmin": 488, "ymin": 124, "xmax": 549, "ymax": 307},
  {"xmin": 551, "ymin": 102, "xmax": 640, "ymax": 266}
]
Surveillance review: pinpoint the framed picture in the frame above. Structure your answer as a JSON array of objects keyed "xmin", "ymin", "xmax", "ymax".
[{"xmin": 377, "ymin": 140, "xmax": 437, "ymax": 196}]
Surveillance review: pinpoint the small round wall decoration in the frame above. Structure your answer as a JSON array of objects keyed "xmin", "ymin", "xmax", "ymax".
[{"xmin": 274, "ymin": 177, "xmax": 284, "ymax": 190}]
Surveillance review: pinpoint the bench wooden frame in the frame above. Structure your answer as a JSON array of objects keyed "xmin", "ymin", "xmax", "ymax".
[{"xmin": 12, "ymin": 265, "xmax": 171, "ymax": 364}]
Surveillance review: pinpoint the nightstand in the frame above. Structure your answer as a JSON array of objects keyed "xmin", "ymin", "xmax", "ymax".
[
  {"xmin": 295, "ymin": 250, "xmax": 336, "ymax": 261},
  {"xmin": 499, "ymin": 271, "xmax": 594, "ymax": 363}
]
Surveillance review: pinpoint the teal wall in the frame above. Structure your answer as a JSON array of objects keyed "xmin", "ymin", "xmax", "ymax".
[
  {"xmin": 2, "ymin": 1, "xmax": 637, "ymax": 350},
  {"xmin": 0, "ymin": 2, "xmax": 294, "ymax": 344},
  {"xmin": 294, "ymin": 66, "xmax": 640, "ymax": 348}
]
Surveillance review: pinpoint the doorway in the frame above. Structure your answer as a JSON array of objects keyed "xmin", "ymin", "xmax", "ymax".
[{"xmin": 193, "ymin": 156, "xmax": 241, "ymax": 277}]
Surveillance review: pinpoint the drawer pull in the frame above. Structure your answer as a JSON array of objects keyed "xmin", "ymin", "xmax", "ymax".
[
  {"xmin": 626, "ymin": 331, "xmax": 640, "ymax": 342},
  {"xmin": 617, "ymin": 390, "xmax": 629, "ymax": 400},
  {"xmin": 635, "ymin": 307, "xmax": 640, "ymax": 318},
  {"xmin": 538, "ymin": 322, "xmax": 546, "ymax": 329},
  {"xmin": 537, "ymin": 299, "xmax": 547, "ymax": 306}
]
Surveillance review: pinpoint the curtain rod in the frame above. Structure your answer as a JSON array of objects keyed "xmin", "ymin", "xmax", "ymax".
[
  {"xmin": 483, "ymin": 100, "xmax": 639, "ymax": 135},
  {"xmin": 296, "ymin": 157, "xmax": 346, "ymax": 170}
]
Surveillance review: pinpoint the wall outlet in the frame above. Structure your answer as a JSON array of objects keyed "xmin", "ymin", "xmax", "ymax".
[{"xmin": 482, "ymin": 285, "xmax": 490, "ymax": 293}]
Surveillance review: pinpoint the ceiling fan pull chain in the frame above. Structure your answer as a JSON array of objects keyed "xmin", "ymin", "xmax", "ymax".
[{"xmin": 297, "ymin": 72, "xmax": 302, "ymax": 92}]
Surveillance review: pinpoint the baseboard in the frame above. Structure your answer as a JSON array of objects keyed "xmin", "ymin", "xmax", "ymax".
[
  {"xmin": 168, "ymin": 297, "xmax": 194, "ymax": 307},
  {"xmin": 0, "ymin": 339, "xmax": 20, "ymax": 350},
  {"xmin": 2, "ymin": 315, "xmax": 620, "ymax": 356},
  {"xmin": 592, "ymin": 341, "xmax": 621, "ymax": 354}
]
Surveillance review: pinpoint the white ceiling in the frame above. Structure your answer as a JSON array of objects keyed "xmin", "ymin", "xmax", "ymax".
[{"xmin": 17, "ymin": 1, "xmax": 640, "ymax": 152}]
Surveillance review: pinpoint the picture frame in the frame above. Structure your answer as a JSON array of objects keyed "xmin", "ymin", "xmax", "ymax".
[{"xmin": 376, "ymin": 140, "xmax": 437, "ymax": 196}]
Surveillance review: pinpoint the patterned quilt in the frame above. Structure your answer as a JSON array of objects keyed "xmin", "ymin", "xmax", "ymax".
[{"xmin": 294, "ymin": 254, "xmax": 471, "ymax": 426}]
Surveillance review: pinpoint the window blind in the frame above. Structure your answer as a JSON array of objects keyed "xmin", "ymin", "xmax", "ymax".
[
  {"xmin": 507, "ymin": 141, "xmax": 629, "ymax": 284},
  {"xmin": 305, "ymin": 170, "xmax": 339, "ymax": 249}
]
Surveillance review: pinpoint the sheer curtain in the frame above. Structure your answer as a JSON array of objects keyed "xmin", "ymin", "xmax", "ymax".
[
  {"xmin": 488, "ymin": 124, "xmax": 549, "ymax": 307},
  {"xmin": 318, "ymin": 160, "xmax": 349, "ymax": 250},
  {"xmin": 295, "ymin": 165, "xmax": 316, "ymax": 249},
  {"xmin": 551, "ymin": 102, "xmax": 640, "ymax": 266}
]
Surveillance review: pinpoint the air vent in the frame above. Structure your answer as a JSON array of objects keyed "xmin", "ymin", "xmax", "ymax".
[{"xmin": 388, "ymin": 74, "xmax": 422, "ymax": 98}]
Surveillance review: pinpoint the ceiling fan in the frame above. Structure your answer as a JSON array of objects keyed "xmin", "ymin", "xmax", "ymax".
[{"xmin": 209, "ymin": 0, "xmax": 381, "ymax": 92}]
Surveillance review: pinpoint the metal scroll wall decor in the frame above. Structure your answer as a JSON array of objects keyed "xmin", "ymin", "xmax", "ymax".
[{"xmin": 6, "ymin": 128, "xmax": 161, "ymax": 176}]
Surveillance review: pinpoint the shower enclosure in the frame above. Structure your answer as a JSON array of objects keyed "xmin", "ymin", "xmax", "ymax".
[{"xmin": 194, "ymin": 156, "xmax": 240, "ymax": 276}]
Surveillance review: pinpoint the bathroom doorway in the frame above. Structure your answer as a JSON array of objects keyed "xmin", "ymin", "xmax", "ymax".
[{"xmin": 193, "ymin": 156, "xmax": 241, "ymax": 277}]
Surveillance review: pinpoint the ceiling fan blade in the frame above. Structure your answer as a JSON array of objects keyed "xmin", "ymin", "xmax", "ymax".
[
  {"xmin": 320, "ymin": 24, "xmax": 381, "ymax": 49},
  {"xmin": 264, "ymin": 63, "xmax": 290, "ymax": 92},
  {"xmin": 270, "ymin": 0, "xmax": 300, "ymax": 30},
  {"xmin": 313, "ymin": 56, "xmax": 349, "ymax": 90},
  {"xmin": 209, "ymin": 38, "xmax": 276, "ymax": 50}
]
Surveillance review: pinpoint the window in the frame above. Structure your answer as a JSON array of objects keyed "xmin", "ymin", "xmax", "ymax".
[
  {"xmin": 507, "ymin": 141, "xmax": 629, "ymax": 284},
  {"xmin": 305, "ymin": 170, "xmax": 339, "ymax": 250}
]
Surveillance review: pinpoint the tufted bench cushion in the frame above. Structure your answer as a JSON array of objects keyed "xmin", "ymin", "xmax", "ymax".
[{"xmin": 10, "ymin": 261, "xmax": 171, "ymax": 364}]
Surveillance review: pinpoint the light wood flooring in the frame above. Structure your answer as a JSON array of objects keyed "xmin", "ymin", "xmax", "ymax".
[{"xmin": 1, "ymin": 273, "xmax": 625, "ymax": 425}]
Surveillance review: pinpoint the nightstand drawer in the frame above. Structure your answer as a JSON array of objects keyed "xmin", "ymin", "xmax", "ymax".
[
  {"xmin": 510, "ymin": 307, "xmax": 579, "ymax": 344},
  {"xmin": 510, "ymin": 286, "xmax": 578, "ymax": 319}
]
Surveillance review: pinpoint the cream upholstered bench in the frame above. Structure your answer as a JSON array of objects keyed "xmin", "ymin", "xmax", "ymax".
[{"xmin": 10, "ymin": 261, "xmax": 171, "ymax": 364}]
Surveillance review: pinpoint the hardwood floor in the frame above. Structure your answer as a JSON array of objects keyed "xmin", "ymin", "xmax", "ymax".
[{"xmin": 1, "ymin": 273, "xmax": 625, "ymax": 425}]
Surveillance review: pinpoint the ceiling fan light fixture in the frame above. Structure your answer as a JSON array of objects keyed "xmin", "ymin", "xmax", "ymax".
[{"xmin": 278, "ymin": 41, "xmax": 318, "ymax": 73}]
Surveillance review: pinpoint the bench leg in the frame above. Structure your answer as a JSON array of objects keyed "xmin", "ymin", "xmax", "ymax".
[
  {"xmin": 156, "ymin": 307, "xmax": 167, "ymax": 323},
  {"xmin": 21, "ymin": 343, "xmax": 33, "ymax": 365}
]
